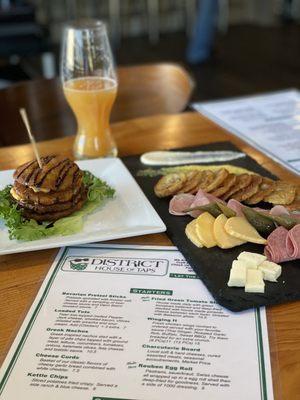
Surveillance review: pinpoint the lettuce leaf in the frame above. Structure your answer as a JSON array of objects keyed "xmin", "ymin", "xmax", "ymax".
[{"xmin": 0, "ymin": 171, "xmax": 115, "ymax": 241}]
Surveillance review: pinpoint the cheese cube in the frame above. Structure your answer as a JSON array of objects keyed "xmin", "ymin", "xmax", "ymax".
[
  {"xmin": 232, "ymin": 259, "xmax": 258, "ymax": 270},
  {"xmin": 245, "ymin": 269, "xmax": 265, "ymax": 293},
  {"xmin": 227, "ymin": 264, "xmax": 247, "ymax": 287},
  {"xmin": 237, "ymin": 251, "xmax": 266, "ymax": 268},
  {"xmin": 258, "ymin": 261, "xmax": 282, "ymax": 282}
]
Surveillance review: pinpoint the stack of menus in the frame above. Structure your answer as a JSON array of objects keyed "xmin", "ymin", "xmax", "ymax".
[{"xmin": 193, "ymin": 89, "xmax": 300, "ymax": 175}]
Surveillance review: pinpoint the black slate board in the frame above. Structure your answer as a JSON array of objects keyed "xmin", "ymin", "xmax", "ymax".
[{"xmin": 122, "ymin": 141, "xmax": 300, "ymax": 312}]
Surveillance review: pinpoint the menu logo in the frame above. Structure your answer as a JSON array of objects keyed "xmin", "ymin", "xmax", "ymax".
[
  {"xmin": 63, "ymin": 256, "xmax": 169, "ymax": 276},
  {"xmin": 69, "ymin": 258, "xmax": 89, "ymax": 271}
]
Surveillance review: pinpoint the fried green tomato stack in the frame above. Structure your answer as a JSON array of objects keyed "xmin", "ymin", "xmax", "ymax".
[{"xmin": 10, "ymin": 155, "xmax": 87, "ymax": 222}]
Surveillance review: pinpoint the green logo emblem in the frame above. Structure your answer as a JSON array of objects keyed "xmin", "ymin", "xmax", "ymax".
[{"xmin": 69, "ymin": 258, "xmax": 89, "ymax": 271}]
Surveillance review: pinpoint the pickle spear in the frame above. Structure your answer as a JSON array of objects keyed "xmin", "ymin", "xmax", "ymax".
[
  {"xmin": 216, "ymin": 202, "xmax": 237, "ymax": 218},
  {"xmin": 184, "ymin": 202, "xmax": 222, "ymax": 218},
  {"xmin": 258, "ymin": 212, "xmax": 297, "ymax": 230},
  {"xmin": 242, "ymin": 207, "xmax": 276, "ymax": 236}
]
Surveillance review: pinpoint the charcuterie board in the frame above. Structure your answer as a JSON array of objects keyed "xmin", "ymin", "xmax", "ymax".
[{"xmin": 123, "ymin": 141, "xmax": 300, "ymax": 311}]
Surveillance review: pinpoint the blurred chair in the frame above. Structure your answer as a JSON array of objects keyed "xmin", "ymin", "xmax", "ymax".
[
  {"xmin": 113, "ymin": 63, "xmax": 194, "ymax": 121},
  {"xmin": 0, "ymin": 63, "xmax": 194, "ymax": 146}
]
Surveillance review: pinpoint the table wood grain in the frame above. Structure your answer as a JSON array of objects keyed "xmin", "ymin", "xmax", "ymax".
[{"xmin": 0, "ymin": 112, "xmax": 299, "ymax": 400}]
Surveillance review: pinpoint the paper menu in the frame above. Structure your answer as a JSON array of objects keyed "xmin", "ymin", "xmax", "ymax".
[
  {"xmin": 0, "ymin": 244, "xmax": 274, "ymax": 400},
  {"xmin": 193, "ymin": 89, "xmax": 300, "ymax": 175}
]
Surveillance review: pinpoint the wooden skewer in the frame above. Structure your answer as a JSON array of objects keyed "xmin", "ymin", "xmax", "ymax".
[{"xmin": 19, "ymin": 108, "xmax": 42, "ymax": 169}]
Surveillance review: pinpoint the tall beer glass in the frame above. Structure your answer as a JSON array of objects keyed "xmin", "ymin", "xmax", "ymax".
[{"xmin": 61, "ymin": 20, "xmax": 117, "ymax": 159}]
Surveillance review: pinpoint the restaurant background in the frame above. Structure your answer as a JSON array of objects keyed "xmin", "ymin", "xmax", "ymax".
[
  {"xmin": 0, "ymin": 0, "xmax": 300, "ymax": 96},
  {"xmin": 1, "ymin": 0, "xmax": 300, "ymax": 142}
]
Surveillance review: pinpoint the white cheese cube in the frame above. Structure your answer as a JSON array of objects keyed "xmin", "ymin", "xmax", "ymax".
[
  {"xmin": 245, "ymin": 269, "xmax": 265, "ymax": 293},
  {"xmin": 237, "ymin": 251, "xmax": 266, "ymax": 268},
  {"xmin": 227, "ymin": 264, "xmax": 247, "ymax": 287},
  {"xmin": 258, "ymin": 261, "xmax": 282, "ymax": 282},
  {"xmin": 232, "ymin": 259, "xmax": 257, "ymax": 270}
]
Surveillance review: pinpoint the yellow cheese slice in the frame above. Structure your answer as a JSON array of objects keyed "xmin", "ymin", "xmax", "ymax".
[
  {"xmin": 185, "ymin": 219, "xmax": 204, "ymax": 248},
  {"xmin": 195, "ymin": 212, "xmax": 217, "ymax": 248},
  {"xmin": 224, "ymin": 217, "xmax": 267, "ymax": 245},
  {"xmin": 214, "ymin": 214, "xmax": 246, "ymax": 249}
]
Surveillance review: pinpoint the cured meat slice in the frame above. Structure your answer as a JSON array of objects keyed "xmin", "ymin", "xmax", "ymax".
[
  {"xmin": 270, "ymin": 205, "xmax": 290, "ymax": 216},
  {"xmin": 264, "ymin": 227, "xmax": 294, "ymax": 263},
  {"xmin": 169, "ymin": 193, "xmax": 195, "ymax": 216},
  {"xmin": 227, "ymin": 199, "xmax": 244, "ymax": 217},
  {"xmin": 286, "ymin": 224, "xmax": 300, "ymax": 259},
  {"xmin": 189, "ymin": 190, "xmax": 212, "ymax": 218},
  {"xmin": 188, "ymin": 189, "xmax": 224, "ymax": 218}
]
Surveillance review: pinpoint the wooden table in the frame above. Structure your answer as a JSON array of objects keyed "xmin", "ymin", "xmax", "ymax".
[{"xmin": 0, "ymin": 112, "xmax": 299, "ymax": 400}]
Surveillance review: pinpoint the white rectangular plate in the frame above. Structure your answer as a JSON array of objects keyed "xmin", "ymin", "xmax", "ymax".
[{"xmin": 0, "ymin": 158, "xmax": 166, "ymax": 255}]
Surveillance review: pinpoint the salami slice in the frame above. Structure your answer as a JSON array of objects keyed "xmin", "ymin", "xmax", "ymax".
[
  {"xmin": 264, "ymin": 227, "xmax": 294, "ymax": 263},
  {"xmin": 286, "ymin": 224, "xmax": 300, "ymax": 259},
  {"xmin": 169, "ymin": 193, "xmax": 195, "ymax": 216}
]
